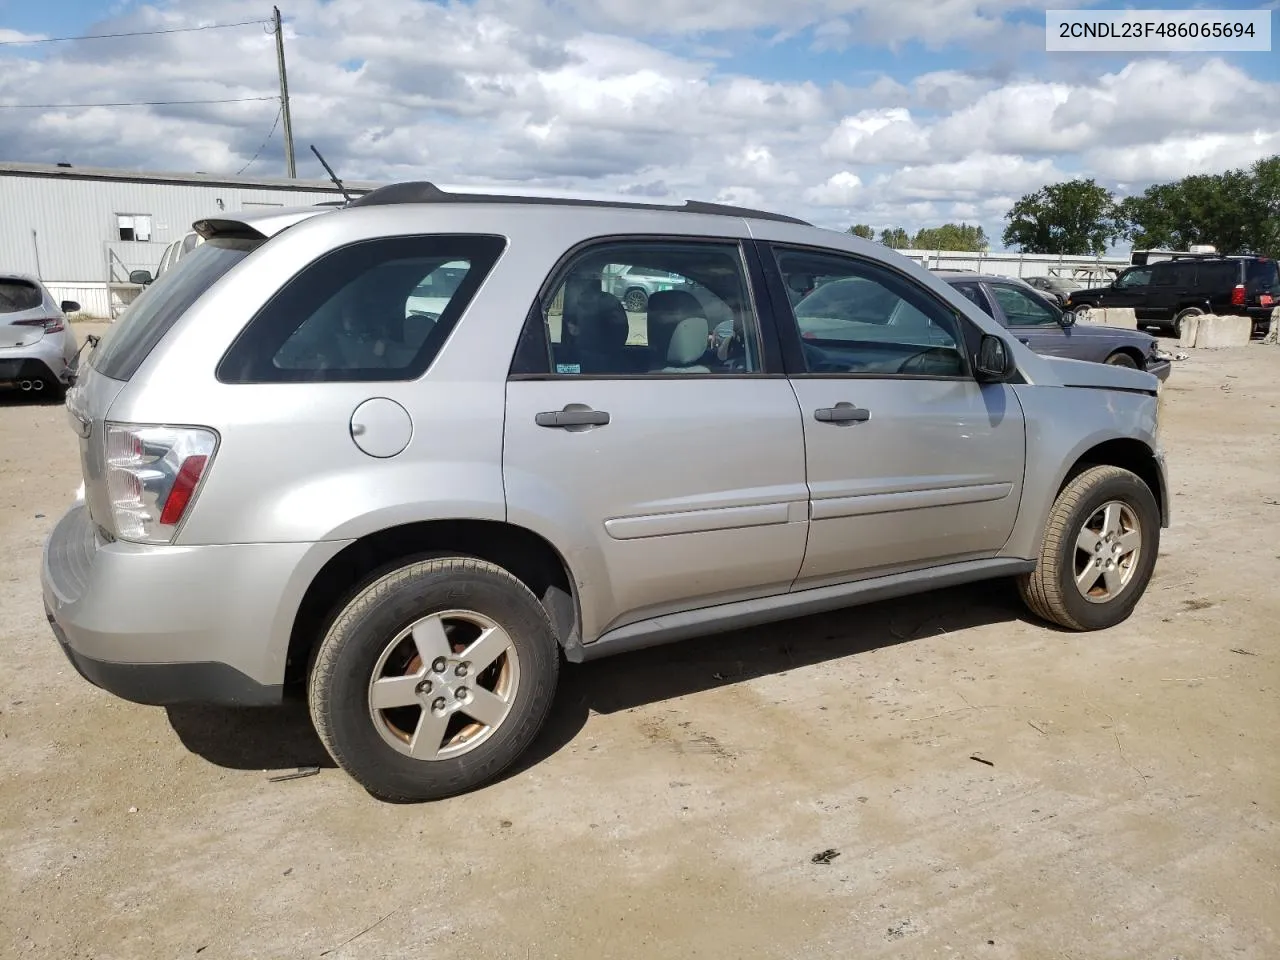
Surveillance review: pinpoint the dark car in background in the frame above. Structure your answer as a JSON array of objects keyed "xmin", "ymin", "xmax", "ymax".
[
  {"xmin": 1064, "ymin": 254, "xmax": 1279, "ymax": 337},
  {"xmin": 939, "ymin": 272, "xmax": 1170, "ymax": 380}
]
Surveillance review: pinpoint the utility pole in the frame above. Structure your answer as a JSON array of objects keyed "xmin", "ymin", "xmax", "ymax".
[{"xmin": 273, "ymin": 6, "xmax": 296, "ymax": 178}]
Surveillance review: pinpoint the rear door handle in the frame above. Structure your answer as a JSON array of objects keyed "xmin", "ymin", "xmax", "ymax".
[
  {"xmin": 535, "ymin": 406, "xmax": 610, "ymax": 428},
  {"xmin": 814, "ymin": 402, "xmax": 871, "ymax": 424}
]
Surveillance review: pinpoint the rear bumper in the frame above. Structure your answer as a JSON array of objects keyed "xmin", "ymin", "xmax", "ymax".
[
  {"xmin": 41, "ymin": 503, "xmax": 351, "ymax": 706},
  {"xmin": 0, "ymin": 354, "xmax": 63, "ymax": 386}
]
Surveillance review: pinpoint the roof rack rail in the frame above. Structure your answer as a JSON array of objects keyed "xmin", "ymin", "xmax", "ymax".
[{"xmin": 346, "ymin": 181, "xmax": 811, "ymax": 225}]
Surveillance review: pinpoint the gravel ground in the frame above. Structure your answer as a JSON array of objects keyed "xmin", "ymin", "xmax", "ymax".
[{"xmin": 1, "ymin": 326, "xmax": 1277, "ymax": 959}]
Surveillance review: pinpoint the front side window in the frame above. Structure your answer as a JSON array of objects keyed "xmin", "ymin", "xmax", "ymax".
[
  {"xmin": 988, "ymin": 284, "xmax": 1060, "ymax": 327},
  {"xmin": 774, "ymin": 248, "xmax": 967, "ymax": 377},
  {"xmin": 218, "ymin": 235, "xmax": 505, "ymax": 383},
  {"xmin": 517, "ymin": 240, "xmax": 762, "ymax": 377},
  {"xmin": 1115, "ymin": 266, "xmax": 1152, "ymax": 290}
]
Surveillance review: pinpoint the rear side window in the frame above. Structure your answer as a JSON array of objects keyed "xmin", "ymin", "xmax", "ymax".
[
  {"xmin": 1197, "ymin": 260, "xmax": 1239, "ymax": 290},
  {"xmin": 0, "ymin": 279, "xmax": 42, "ymax": 313},
  {"xmin": 91, "ymin": 237, "xmax": 260, "ymax": 381},
  {"xmin": 217, "ymin": 235, "xmax": 505, "ymax": 383}
]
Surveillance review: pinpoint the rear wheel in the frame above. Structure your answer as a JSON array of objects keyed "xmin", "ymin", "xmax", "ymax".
[
  {"xmin": 308, "ymin": 556, "xmax": 560, "ymax": 802},
  {"xmin": 1172, "ymin": 307, "xmax": 1203, "ymax": 338},
  {"xmin": 1019, "ymin": 465, "xmax": 1160, "ymax": 631},
  {"xmin": 1104, "ymin": 351, "xmax": 1139, "ymax": 369}
]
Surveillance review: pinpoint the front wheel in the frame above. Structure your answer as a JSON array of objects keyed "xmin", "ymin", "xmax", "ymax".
[
  {"xmin": 1104, "ymin": 351, "xmax": 1139, "ymax": 368},
  {"xmin": 1018, "ymin": 465, "xmax": 1160, "ymax": 631},
  {"xmin": 308, "ymin": 557, "xmax": 560, "ymax": 802}
]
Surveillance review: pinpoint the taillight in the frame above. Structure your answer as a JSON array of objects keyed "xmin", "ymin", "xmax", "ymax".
[
  {"xmin": 104, "ymin": 423, "xmax": 218, "ymax": 543},
  {"xmin": 1232, "ymin": 284, "xmax": 1245, "ymax": 306},
  {"xmin": 14, "ymin": 317, "xmax": 65, "ymax": 333}
]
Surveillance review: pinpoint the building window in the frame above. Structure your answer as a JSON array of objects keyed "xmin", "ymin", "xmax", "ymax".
[{"xmin": 117, "ymin": 214, "xmax": 153, "ymax": 242}]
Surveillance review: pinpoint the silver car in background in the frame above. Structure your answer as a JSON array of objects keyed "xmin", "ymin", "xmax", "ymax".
[
  {"xmin": 0, "ymin": 273, "xmax": 80, "ymax": 397},
  {"xmin": 44, "ymin": 187, "xmax": 1168, "ymax": 803}
]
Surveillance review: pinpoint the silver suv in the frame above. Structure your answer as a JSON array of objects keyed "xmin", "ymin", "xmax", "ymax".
[{"xmin": 43, "ymin": 185, "xmax": 1169, "ymax": 802}]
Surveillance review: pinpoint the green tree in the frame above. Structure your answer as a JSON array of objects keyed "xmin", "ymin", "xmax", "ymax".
[
  {"xmin": 879, "ymin": 226, "xmax": 911, "ymax": 247},
  {"xmin": 1003, "ymin": 178, "xmax": 1118, "ymax": 256},
  {"xmin": 1117, "ymin": 155, "xmax": 1279, "ymax": 255},
  {"xmin": 848, "ymin": 224, "xmax": 875, "ymax": 239},
  {"xmin": 912, "ymin": 223, "xmax": 989, "ymax": 251}
]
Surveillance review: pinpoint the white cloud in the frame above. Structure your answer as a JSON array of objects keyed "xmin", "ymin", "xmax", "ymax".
[
  {"xmin": 823, "ymin": 108, "xmax": 932, "ymax": 164},
  {"xmin": 804, "ymin": 171, "xmax": 863, "ymax": 205},
  {"xmin": 0, "ymin": 0, "xmax": 1274, "ymax": 248},
  {"xmin": 1088, "ymin": 132, "xmax": 1280, "ymax": 183}
]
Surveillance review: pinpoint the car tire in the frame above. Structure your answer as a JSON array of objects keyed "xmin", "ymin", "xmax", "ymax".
[
  {"xmin": 1104, "ymin": 351, "xmax": 1139, "ymax": 368},
  {"xmin": 623, "ymin": 287, "xmax": 648, "ymax": 313},
  {"xmin": 1072, "ymin": 304, "xmax": 1091, "ymax": 319},
  {"xmin": 1172, "ymin": 307, "xmax": 1203, "ymax": 338},
  {"xmin": 1018, "ymin": 465, "xmax": 1160, "ymax": 632},
  {"xmin": 308, "ymin": 556, "xmax": 560, "ymax": 802}
]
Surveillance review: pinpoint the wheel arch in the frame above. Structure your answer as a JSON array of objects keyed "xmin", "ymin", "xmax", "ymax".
[
  {"xmin": 284, "ymin": 519, "xmax": 582, "ymax": 688},
  {"xmin": 1059, "ymin": 437, "xmax": 1167, "ymax": 526}
]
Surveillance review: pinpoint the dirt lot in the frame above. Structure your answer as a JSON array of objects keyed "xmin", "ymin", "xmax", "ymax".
[{"xmin": 2, "ymin": 325, "xmax": 1277, "ymax": 960}]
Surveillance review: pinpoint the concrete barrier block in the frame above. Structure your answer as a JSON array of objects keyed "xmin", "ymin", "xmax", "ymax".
[
  {"xmin": 1178, "ymin": 314, "xmax": 1200, "ymax": 349},
  {"xmin": 1097, "ymin": 307, "xmax": 1137, "ymax": 329},
  {"xmin": 1263, "ymin": 307, "xmax": 1279, "ymax": 345},
  {"xmin": 1192, "ymin": 314, "xmax": 1252, "ymax": 349}
]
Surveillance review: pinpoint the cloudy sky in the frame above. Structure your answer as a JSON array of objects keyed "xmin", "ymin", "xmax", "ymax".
[{"xmin": 1, "ymin": 0, "xmax": 1277, "ymax": 244}]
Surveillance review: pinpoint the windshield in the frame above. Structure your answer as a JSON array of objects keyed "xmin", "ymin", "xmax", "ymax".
[{"xmin": 91, "ymin": 237, "xmax": 260, "ymax": 381}]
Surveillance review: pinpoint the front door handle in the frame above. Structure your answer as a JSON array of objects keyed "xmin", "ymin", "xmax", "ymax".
[
  {"xmin": 535, "ymin": 406, "xmax": 610, "ymax": 428},
  {"xmin": 814, "ymin": 402, "xmax": 871, "ymax": 424}
]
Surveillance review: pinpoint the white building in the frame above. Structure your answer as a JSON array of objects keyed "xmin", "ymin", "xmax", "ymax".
[{"xmin": 0, "ymin": 162, "xmax": 379, "ymax": 318}]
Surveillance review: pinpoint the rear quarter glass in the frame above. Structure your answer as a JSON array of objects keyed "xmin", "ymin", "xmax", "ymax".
[{"xmin": 90, "ymin": 238, "xmax": 261, "ymax": 382}]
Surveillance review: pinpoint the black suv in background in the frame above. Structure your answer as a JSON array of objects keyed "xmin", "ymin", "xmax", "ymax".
[{"xmin": 1065, "ymin": 254, "xmax": 1279, "ymax": 337}]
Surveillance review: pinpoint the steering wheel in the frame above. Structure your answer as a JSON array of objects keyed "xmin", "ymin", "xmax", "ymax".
[{"xmin": 897, "ymin": 346, "xmax": 958, "ymax": 376}]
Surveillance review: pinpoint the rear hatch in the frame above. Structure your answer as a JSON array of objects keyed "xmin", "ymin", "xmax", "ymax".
[
  {"xmin": 1, "ymin": 278, "xmax": 50, "ymax": 349},
  {"xmin": 70, "ymin": 206, "xmax": 330, "ymax": 536},
  {"xmin": 1245, "ymin": 259, "xmax": 1280, "ymax": 308}
]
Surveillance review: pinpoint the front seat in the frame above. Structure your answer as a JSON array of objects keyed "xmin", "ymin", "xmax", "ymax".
[{"xmin": 647, "ymin": 290, "xmax": 710, "ymax": 372}]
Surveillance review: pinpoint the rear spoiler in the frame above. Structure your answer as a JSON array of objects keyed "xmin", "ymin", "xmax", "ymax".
[{"xmin": 193, "ymin": 206, "xmax": 331, "ymax": 242}]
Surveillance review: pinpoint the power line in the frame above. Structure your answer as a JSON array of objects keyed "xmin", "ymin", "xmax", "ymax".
[
  {"xmin": 0, "ymin": 96, "xmax": 279, "ymax": 109},
  {"xmin": 236, "ymin": 103, "xmax": 284, "ymax": 174},
  {"xmin": 0, "ymin": 18, "xmax": 272, "ymax": 46}
]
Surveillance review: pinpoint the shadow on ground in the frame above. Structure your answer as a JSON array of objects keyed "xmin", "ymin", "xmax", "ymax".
[
  {"xmin": 166, "ymin": 699, "xmax": 336, "ymax": 771},
  {"xmin": 165, "ymin": 578, "xmax": 1030, "ymax": 777}
]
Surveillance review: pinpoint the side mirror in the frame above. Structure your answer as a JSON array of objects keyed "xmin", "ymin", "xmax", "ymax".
[
  {"xmin": 975, "ymin": 334, "xmax": 1015, "ymax": 381},
  {"xmin": 1060, "ymin": 310, "xmax": 1077, "ymax": 328},
  {"xmin": 60, "ymin": 300, "xmax": 81, "ymax": 314},
  {"xmin": 129, "ymin": 269, "xmax": 153, "ymax": 286}
]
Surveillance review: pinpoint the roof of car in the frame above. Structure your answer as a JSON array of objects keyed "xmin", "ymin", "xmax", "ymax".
[
  {"xmin": 933, "ymin": 271, "xmax": 1029, "ymax": 284},
  {"xmin": 345, "ymin": 180, "xmax": 812, "ymax": 226}
]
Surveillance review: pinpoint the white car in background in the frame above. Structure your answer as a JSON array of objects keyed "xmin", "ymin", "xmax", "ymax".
[{"xmin": 0, "ymin": 273, "xmax": 80, "ymax": 398}]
